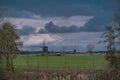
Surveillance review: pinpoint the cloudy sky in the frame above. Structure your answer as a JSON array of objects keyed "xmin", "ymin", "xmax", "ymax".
[{"xmin": 0, "ymin": 0, "xmax": 116, "ymax": 51}]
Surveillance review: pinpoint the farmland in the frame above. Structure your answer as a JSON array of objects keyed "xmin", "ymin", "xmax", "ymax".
[{"xmin": 13, "ymin": 54, "xmax": 107, "ymax": 70}]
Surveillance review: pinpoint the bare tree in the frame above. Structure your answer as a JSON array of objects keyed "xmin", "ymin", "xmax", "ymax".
[
  {"xmin": 87, "ymin": 44, "xmax": 94, "ymax": 55},
  {"xmin": 99, "ymin": 25, "xmax": 117, "ymax": 67},
  {"xmin": 0, "ymin": 22, "xmax": 23, "ymax": 72},
  {"xmin": 114, "ymin": 0, "xmax": 120, "ymax": 47},
  {"xmin": 86, "ymin": 44, "xmax": 94, "ymax": 68},
  {"xmin": 0, "ymin": 10, "xmax": 3, "ymax": 23},
  {"xmin": 0, "ymin": 10, "xmax": 4, "ymax": 69}
]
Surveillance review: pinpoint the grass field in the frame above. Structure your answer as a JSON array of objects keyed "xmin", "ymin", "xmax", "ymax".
[{"xmin": 13, "ymin": 54, "xmax": 107, "ymax": 70}]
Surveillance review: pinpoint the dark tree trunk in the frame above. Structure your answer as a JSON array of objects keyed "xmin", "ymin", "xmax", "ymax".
[{"xmin": 10, "ymin": 56, "xmax": 14, "ymax": 72}]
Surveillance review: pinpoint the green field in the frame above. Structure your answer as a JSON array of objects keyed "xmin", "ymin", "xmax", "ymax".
[{"xmin": 13, "ymin": 54, "xmax": 107, "ymax": 70}]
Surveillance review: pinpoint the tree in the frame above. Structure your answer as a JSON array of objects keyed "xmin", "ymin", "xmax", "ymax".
[
  {"xmin": 99, "ymin": 25, "xmax": 117, "ymax": 68},
  {"xmin": 86, "ymin": 44, "xmax": 94, "ymax": 68},
  {"xmin": 86, "ymin": 44, "xmax": 94, "ymax": 55},
  {"xmin": 114, "ymin": 0, "xmax": 120, "ymax": 45},
  {"xmin": 99, "ymin": 0, "xmax": 120, "ymax": 69},
  {"xmin": 0, "ymin": 10, "xmax": 3, "ymax": 69},
  {"xmin": 0, "ymin": 22, "xmax": 23, "ymax": 72},
  {"xmin": 0, "ymin": 10, "xmax": 3, "ymax": 23},
  {"xmin": 98, "ymin": 0, "xmax": 120, "ymax": 69}
]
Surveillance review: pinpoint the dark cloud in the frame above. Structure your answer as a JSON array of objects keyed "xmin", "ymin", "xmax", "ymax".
[
  {"xmin": 0, "ymin": 0, "xmax": 114, "ymax": 17},
  {"xmin": 17, "ymin": 26, "xmax": 35, "ymax": 35},
  {"xmin": 81, "ymin": 11, "xmax": 113, "ymax": 32},
  {"xmin": 39, "ymin": 21, "xmax": 82, "ymax": 33},
  {"xmin": 39, "ymin": 12, "xmax": 113, "ymax": 33},
  {"xmin": 0, "ymin": 0, "xmax": 111, "ymax": 7},
  {"xmin": 0, "ymin": 0, "xmax": 115, "ymax": 32}
]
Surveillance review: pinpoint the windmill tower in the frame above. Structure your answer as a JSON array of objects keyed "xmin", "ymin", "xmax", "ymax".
[{"xmin": 42, "ymin": 40, "xmax": 48, "ymax": 55}]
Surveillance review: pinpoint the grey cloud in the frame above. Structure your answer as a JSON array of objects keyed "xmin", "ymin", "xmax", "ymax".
[
  {"xmin": 39, "ymin": 21, "xmax": 82, "ymax": 33},
  {"xmin": 17, "ymin": 26, "xmax": 36, "ymax": 35},
  {"xmin": 0, "ymin": 0, "xmax": 114, "ymax": 17},
  {"xmin": 81, "ymin": 11, "xmax": 113, "ymax": 32},
  {"xmin": 39, "ymin": 12, "xmax": 113, "ymax": 33},
  {"xmin": 0, "ymin": 0, "xmax": 114, "ymax": 33}
]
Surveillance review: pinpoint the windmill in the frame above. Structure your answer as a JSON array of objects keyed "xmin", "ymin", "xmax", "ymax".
[{"xmin": 41, "ymin": 40, "xmax": 48, "ymax": 55}]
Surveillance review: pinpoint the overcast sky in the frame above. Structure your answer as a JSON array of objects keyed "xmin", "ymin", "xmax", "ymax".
[{"xmin": 0, "ymin": 0, "xmax": 116, "ymax": 51}]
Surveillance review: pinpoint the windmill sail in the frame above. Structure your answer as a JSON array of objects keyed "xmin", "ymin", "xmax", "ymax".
[{"xmin": 43, "ymin": 40, "xmax": 45, "ymax": 48}]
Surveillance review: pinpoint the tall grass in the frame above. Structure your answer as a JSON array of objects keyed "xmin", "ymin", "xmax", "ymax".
[{"xmin": 7, "ymin": 68, "xmax": 120, "ymax": 80}]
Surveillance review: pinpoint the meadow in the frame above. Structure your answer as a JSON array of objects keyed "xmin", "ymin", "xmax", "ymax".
[{"xmin": 13, "ymin": 54, "xmax": 107, "ymax": 70}]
